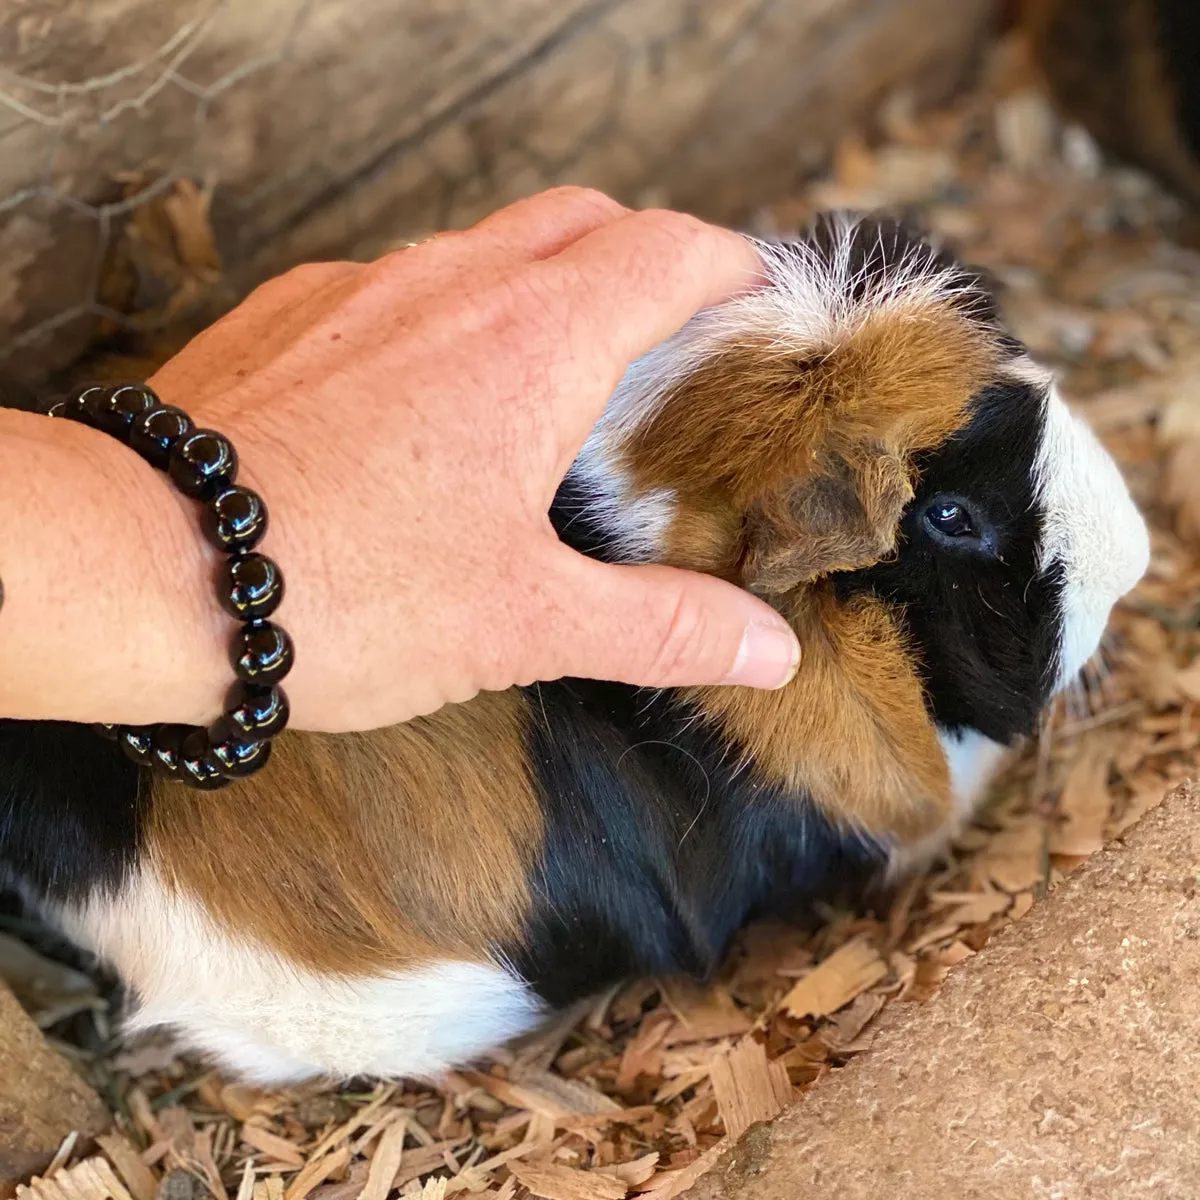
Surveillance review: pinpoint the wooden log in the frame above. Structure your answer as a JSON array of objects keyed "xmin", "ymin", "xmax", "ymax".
[
  {"xmin": 0, "ymin": 0, "xmax": 998, "ymax": 387},
  {"xmin": 683, "ymin": 781, "xmax": 1200, "ymax": 1199},
  {"xmin": 0, "ymin": 982, "xmax": 109, "ymax": 1200}
]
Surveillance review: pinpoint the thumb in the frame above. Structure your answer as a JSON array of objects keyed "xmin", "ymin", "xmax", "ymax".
[{"xmin": 541, "ymin": 552, "xmax": 801, "ymax": 690}]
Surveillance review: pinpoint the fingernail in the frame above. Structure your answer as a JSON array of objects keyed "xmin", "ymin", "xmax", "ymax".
[{"xmin": 724, "ymin": 619, "xmax": 801, "ymax": 689}]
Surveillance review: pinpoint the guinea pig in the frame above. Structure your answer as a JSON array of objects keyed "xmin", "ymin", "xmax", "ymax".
[{"xmin": 0, "ymin": 215, "xmax": 1149, "ymax": 1084}]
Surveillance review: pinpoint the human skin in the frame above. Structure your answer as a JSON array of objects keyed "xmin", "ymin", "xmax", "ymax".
[{"xmin": 0, "ymin": 187, "xmax": 800, "ymax": 733}]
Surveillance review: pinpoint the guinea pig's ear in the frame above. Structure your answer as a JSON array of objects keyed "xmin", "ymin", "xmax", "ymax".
[
  {"xmin": 741, "ymin": 443, "xmax": 913, "ymax": 595},
  {"xmin": 620, "ymin": 262, "xmax": 1004, "ymax": 588}
]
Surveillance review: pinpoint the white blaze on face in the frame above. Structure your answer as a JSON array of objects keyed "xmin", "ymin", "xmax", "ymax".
[{"xmin": 1034, "ymin": 380, "xmax": 1151, "ymax": 689}]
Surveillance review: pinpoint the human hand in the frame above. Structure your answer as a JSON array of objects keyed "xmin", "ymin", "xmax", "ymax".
[{"xmin": 0, "ymin": 188, "xmax": 800, "ymax": 732}]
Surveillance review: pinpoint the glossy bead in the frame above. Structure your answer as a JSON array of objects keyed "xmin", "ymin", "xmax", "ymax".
[
  {"xmin": 118, "ymin": 727, "xmax": 157, "ymax": 767},
  {"xmin": 232, "ymin": 620, "xmax": 294, "ymax": 685},
  {"xmin": 208, "ymin": 728, "xmax": 272, "ymax": 778},
  {"xmin": 203, "ymin": 486, "xmax": 268, "ymax": 552},
  {"xmin": 179, "ymin": 731, "xmax": 232, "ymax": 790},
  {"xmin": 218, "ymin": 552, "xmax": 283, "ymax": 621},
  {"xmin": 221, "ymin": 681, "xmax": 289, "ymax": 739},
  {"xmin": 63, "ymin": 384, "xmax": 109, "ymax": 425},
  {"xmin": 168, "ymin": 429, "xmax": 238, "ymax": 500},
  {"xmin": 94, "ymin": 384, "xmax": 159, "ymax": 440},
  {"xmin": 45, "ymin": 400, "xmax": 67, "ymax": 419},
  {"xmin": 129, "ymin": 405, "xmax": 194, "ymax": 469},
  {"xmin": 92, "ymin": 723, "xmax": 119, "ymax": 740},
  {"xmin": 150, "ymin": 723, "xmax": 191, "ymax": 773}
]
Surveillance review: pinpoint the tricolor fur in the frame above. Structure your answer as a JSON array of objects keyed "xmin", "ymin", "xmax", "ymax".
[{"xmin": 0, "ymin": 216, "xmax": 1149, "ymax": 1083}]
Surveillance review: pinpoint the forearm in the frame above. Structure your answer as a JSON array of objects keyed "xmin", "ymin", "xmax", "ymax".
[{"xmin": 0, "ymin": 408, "xmax": 229, "ymax": 726}]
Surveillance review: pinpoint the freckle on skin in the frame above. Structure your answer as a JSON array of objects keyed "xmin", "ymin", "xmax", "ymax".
[
  {"xmin": 331, "ymin": 332, "xmax": 342, "ymax": 341},
  {"xmin": 0, "ymin": 575, "xmax": 4, "ymax": 613}
]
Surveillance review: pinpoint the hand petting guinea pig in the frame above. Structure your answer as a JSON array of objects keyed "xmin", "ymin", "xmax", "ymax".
[{"xmin": 0, "ymin": 215, "xmax": 1149, "ymax": 1084}]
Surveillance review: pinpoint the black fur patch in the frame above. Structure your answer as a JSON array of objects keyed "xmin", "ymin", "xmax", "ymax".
[
  {"xmin": 838, "ymin": 380, "xmax": 1063, "ymax": 743},
  {"xmin": 0, "ymin": 721, "xmax": 142, "ymax": 903},
  {"xmin": 513, "ymin": 679, "xmax": 885, "ymax": 1007}
]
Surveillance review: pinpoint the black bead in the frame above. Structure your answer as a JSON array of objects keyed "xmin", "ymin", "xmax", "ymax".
[
  {"xmin": 207, "ymin": 727, "xmax": 272, "ymax": 778},
  {"xmin": 94, "ymin": 384, "xmax": 159, "ymax": 440},
  {"xmin": 45, "ymin": 400, "xmax": 67, "ymax": 419},
  {"xmin": 129, "ymin": 406, "xmax": 195, "ymax": 469},
  {"xmin": 203, "ymin": 486, "xmax": 268, "ymax": 552},
  {"xmin": 232, "ymin": 621, "xmax": 294, "ymax": 685},
  {"xmin": 218, "ymin": 553, "xmax": 284, "ymax": 621},
  {"xmin": 118, "ymin": 726, "xmax": 157, "ymax": 767},
  {"xmin": 150, "ymin": 723, "xmax": 191, "ymax": 773},
  {"xmin": 92, "ymin": 723, "xmax": 119, "ymax": 740},
  {"xmin": 179, "ymin": 731, "xmax": 232, "ymax": 790},
  {"xmin": 222, "ymin": 682, "xmax": 289, "ymax": 739},
  {"xmin": 61, "ymin": 384, "xmax": 109, "ymax": 425},
  {"xmin": 168, "ymin": 429, "xmax": 238, "ymax": 500}
]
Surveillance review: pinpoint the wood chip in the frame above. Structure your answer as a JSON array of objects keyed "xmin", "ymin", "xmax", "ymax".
[
  {"xmin": 708, "ymin": 1037, "xmax": 792, "ymax": 1141},
  {"xmin": 284, "ymin": 1146, "xmax": 350, "ymax": 1200},
  {"xmin": 780, "ymin": 939, "xmax": 887, "ymax": 1020},
  {"xmin": 1049, "ymin": 740, "xmax": 1112, "ymax": 857},
  {"xmin": 240, "ymin": 1126, "xmax": 306, "ymax": 1169},
  {"xmin": 976, "ymin": 819, "xmax": 1047, "ymax": 893},
  {"xmin": 595, "ymin": 1154, "xmax": 658, "ymax": 1188},
  {"xmin": 18, "ymin": 1157, "xmax": 135, "ymax": 1200},
  {"xmin": 659, "ymin": 980, "xmax": 751, "ymax": 1045},
  {"xmin": 461, "ymin": 1071, "xmax": 621, "ymax": 1122},
  {"xmin": 97, "ymin": 1136, "xmax": 158, "ymax": 1200},
  {"xmin": 825, "ymin": 992, "xmax": 886, "ymax": 1050},
  {"xmin": 635, "ymin": 1142, "xmax": 726, "ymax": 1200},
  {"xmin": 356, "ymin": 1118, "xmax": 406, "ymax": 1200},
  {"xmin": 615, "ymin": 1013, "xmax": 672, "ymax": 1089},
  {"xmin": 506, "ymin": 1162, "xmax": 626, "ymax": 1200}
]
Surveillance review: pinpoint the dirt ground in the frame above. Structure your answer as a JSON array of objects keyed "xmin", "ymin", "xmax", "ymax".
[{"xmin": 8, "ymin": 29, "xmax": 1200, "ymax": 1200}]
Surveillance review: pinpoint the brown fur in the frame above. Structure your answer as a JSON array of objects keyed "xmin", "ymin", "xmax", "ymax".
[
  {"xmin": 626, "ymin": 303, "xmax": 1000, "ymax": 594},
  {"xmin": 687, "ymin": 587, "xmax": 951, "ymax": 840},
  {"xmin": 146, "ymin": 689, "xmax": 541, "ymax": 976},
  {"xmin": 625, "ymin": 300, "xmax": 1000, "ymax": 839}
]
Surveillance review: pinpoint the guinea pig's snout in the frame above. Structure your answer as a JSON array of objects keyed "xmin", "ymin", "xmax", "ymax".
[{"xmin": 1036, "ymin": 386, "xmax": 1150, "ymax": 688}]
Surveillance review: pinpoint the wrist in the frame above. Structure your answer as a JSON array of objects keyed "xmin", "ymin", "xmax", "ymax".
[{"xmin": 0, "ymin": 408, "xmax": 230, "ymax": 726}]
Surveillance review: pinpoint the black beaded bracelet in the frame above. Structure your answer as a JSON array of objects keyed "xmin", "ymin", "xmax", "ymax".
[{"xmin": 45, "ymin": 383, "xmax": 292, "ymax": 790}]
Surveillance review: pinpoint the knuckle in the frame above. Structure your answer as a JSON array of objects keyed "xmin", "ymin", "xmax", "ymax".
[
  {"xmin": 543, "ymin": 184, "xmax": 624, "ymax": 216},
  {"xmin": 630, "ymin": 208, "xmax": 711, "ymax": 254}
]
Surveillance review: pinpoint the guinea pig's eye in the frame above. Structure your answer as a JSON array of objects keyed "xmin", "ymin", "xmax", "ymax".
[
  {"xmin": 927, "ymin": 500, "xmax": 975, "ymax": 537},
  {"xmin": 924, "ymin": 496, "xmax": 980, "ymax": 542}
]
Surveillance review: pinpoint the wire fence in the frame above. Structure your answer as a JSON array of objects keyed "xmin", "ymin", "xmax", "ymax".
[{"xmin": 0, "ymin": 0, "xmax": 318, "ymax": 381}]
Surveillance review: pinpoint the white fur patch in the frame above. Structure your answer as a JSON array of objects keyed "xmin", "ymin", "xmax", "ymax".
[
  {"xmin": 1034, "ymin": 379, "xmax": 1150, "ymax": 687},
  {"xmin": 567, "ymin": 218, "xmax": 974, "ymax": 562},
  {"xmin": 54, "ymin": 870, "xmax": 543, "ymax": 1085},
  {"xmin": 887, "ymin": 728, "xmax": 1009, "ymax": 879}
]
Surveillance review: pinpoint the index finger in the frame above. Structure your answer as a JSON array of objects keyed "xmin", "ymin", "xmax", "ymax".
[{"xmin": 549, "ymin": 209, "xmax": 764, "ymax": 349}]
